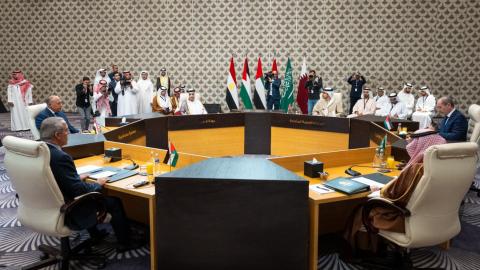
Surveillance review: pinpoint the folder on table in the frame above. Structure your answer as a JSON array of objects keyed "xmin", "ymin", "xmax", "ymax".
[{"xmin": 324, "ymin": 177, "xmax": 370, "ymax": 195}]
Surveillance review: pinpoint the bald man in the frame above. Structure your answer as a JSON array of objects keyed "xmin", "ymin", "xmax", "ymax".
[{"xmin": 35, "ymin": 95, "xmax": 79, "ymax": 134}]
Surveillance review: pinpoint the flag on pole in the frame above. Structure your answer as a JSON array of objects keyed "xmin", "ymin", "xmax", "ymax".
[
  {"xmin": 226, "ymin": 57, "xmax": 239, "ymax": 110},
  {"xmin": 296, "ymin": 58, "xmax": 308, "ymax": 114},
  {"xmin": 384, "ymin": 115, "xmax": 392, "ymax": 130},
  {"xmin": 239, "ymin": 58, "xmax": 254, "ymax": 109},
  {"xmin": 162, "ymin": 141, "xmax": 179, "ymax": 167},
  {"xmin": 253, "ymin": 57, "xmax": 267, "ymax": 109},
  {"xmin": 271, "ymin": 57, "xmax": 278, "ymax": 73},
  {"xmin": 280, "ymin": 58, "xmax": 294, "ymax": 112},
  {"xmin": 379, "ymin": 135, "xmax": 387, "ymax": 151}
]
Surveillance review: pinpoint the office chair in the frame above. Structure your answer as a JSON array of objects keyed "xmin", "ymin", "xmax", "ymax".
[
  {"xmin": 360, "ymin": 142, "xmax": 478, "ymax": 269},
  {"xmin": 26, "ymin": 103, "xmax": 47, "ymax": 140},
  {"xmin": 2, "ymin": 136, "xmax": 108, "ymax": 270}
]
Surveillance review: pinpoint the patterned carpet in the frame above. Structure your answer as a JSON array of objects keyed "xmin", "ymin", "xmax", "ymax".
[{"xmin": 1, "ymin": 112, "xmax": 480, "ymax": 269}]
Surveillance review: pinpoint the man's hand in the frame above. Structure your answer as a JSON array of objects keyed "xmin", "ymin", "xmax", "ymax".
[
  {"xmin": 96, "ymin": 177, "xmax": 108, "ymax": 186},
  {"xmin": 79, "ymin": 173, "xmax": 89, "ymax": 181}
]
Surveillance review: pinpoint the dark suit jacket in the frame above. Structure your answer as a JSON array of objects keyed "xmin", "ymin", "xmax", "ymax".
[
  {"xmin": 347, "ymin": 75, "xmax": 366, "ymax": 98},
  {"xmin": 265, "ymin": 78, "xmax": 282, "ymax": 100},
  {"xmin": 35, "ymin": 108, "xmax": 79, "ymax": 134},
  {"xmin": 439, "ymin": 109, "xmax": 468, "ymax": 142},
  {"xmin": 47, "ymin": 143, "xmax": 101, "ymax": 230}
]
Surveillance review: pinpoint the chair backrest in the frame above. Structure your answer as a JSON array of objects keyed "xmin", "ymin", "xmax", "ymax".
[
  {"xmin": 333, "ymin": 92, "xmax": 343, "ymax": 113},
  {"xmin": 27, "ymin": 103, "xmax": 47, "ymax": 140},
  {"xmin": 468, "ymin": 104, "xmax": 480, "ymax": 146},
  {"xmin": 404, "ymin": 142, "xmax": 478, "ymax": 247},
  {"xmin": 2, "ymin": 136, "xmax": 71, "ymax": 237}
]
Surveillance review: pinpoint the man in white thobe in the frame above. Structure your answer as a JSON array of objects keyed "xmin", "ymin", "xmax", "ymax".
[
  {"xmin": 397, "ymin": 83, "xmax": 415, "ymax": 117},
  {"xmin": 185, "ymin": 89, "xmax": 207, "ymax": 115},
  {"xmin": 94, "ymin": 68, "xmax": 111, "ymax": 88},
  {"xmin": 312, "ymin": 88, "xmax": 343, "ymax": 117},
  {"xmin": 386, "ymin": 92, "xmax": 408, "ymax": 119},
  {"xmin": 7, "ymin": 70, "xmax": 33, "ymax": 131},
  {"xmin": 412, "ymin": 86, "xmax": 436, "ymax": 129},
  {"xmin": 114, "ymin": 71, "xmax": 139, "ymax": 116},
  {"xmin": 136, "ymin": 71, "xmax": 154, "ymax": 114},
  {"xmin": 348, "ymin": 88, "xmax": 376, "ymax": 118},
  {"xmin": 373, "ymin": 87, "xmax": 389, "ymax": 116}
]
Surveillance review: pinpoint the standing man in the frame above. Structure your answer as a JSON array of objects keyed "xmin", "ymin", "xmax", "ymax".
[
  {"xmin": 75, "ymin": 77, "xmax": 93, "ymax": 132},
  {"xmin": 156, "ymin": 68, "xmax": 171, "ymax": 96},
  {"xmin": 136, "ymin": 71, "xmax": 154, "ymax": 114},
  {"xmin": 436, "ymin": 96, "xmax": 468, "ymax": 142},
  {"xmin": 108, "ymin": 64, "xmax": 120, "ymax": 81},
  {"xmin": 7, "ymin": 70, "xmax": 33, "ymax": 131},
  {"xmin": 108, "ymin": 72, "xmax": 121, "ymax": 116},
  {"xmin": 35, "ymin": 95, "xmax": 79, "ymax": 134},
  {"xmin": 94, "ymin": 68, "xmax": 111, "ymax": 88},
  {"xmin": 346, "ymin": 72, "xmax": 366, "ymax": 114},
  {"xmin": 265, "ymin": 71, "xmax": 281, "ymax": 110},
  {"xmin": 114, "ymin": 71, "xmax": 139, "ymax": 116},
  {"xmin": 348, "ymin": 87, "xmax": 376, "ymax": 118},
  {"xmin": 306, "ymin": 70, "xmax": 323, "ymax": 115}
]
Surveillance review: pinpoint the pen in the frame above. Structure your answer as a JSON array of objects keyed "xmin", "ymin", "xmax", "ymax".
[{"xmin": 315, "ymin": 186, "xmax": 331, "ymax": 192}]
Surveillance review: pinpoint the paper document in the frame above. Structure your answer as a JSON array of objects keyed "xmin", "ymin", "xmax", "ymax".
[
  {"xmin": 89, "ymin": 170, "xmax": 117, "ymax": 179},
  {"xmin": 352, "ymin": 177, "xmax": 385, "ymax": 189},
  {"xmin": 309, "ymin": 184, "xmax": 335, "ymax": 194},
  {"xmin": 76, "ymin": 165, "xmax": 102, "ymax": 175}
]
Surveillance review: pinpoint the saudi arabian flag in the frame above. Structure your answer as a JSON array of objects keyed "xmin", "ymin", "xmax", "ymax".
[
  {"xmin": 162, "ymin": 141, "xmax": 179, "ymax": 167},
  {"xmin": 239, "ymin": 58, "xmax": 254, "ymax": 109},
  {"xmin": 253, "ymin": 57, "xmax": 267, "ymax": 109},
  {"xmin": 280, "ymin": 58, "xmax": 294, "ymax": 112},
  {"xmin": 226, "ymin": 57, "xmax": 239, "ymax": 110}
]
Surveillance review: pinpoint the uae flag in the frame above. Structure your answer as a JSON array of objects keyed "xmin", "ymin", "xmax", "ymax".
[
  {"xmin": 226, "ymin": 57, "xmax": 239, "ymax": 110},
  {"xmin": 280, "ymin": 58, "xmax": 294, "ymax": 112},
  {"xmin": 253, "ymin": 57, "xmax": 267, "ymax": 109},
  {"xmin": 384, "ymin": 115, "xmax": 392, "ymax": 130},
  {"xmin": 296, "ymin": 59, "xmax": 308, "ymax": 114},
  {"xmin": 239, "ymin": 58, "xmax": 254, "ymax": 109},
  {"xmin": 163, "ymin": 141, "xmax": 179, "ymax": 167}
]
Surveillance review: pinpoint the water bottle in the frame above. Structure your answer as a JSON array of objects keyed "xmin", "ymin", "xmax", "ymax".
[
  {"xmin": 378, "ymin": 148, "xmax": 386, "ymax": 169},
  {"xmin": 153, "ymin": 152, "xmax": 161, "ymax": 177},
  {"xmin": 372, "ymin": 147, "xmax": 381, "ymax": 167},
  {"xmin": 397, "ymin": 123, "xmax": 402, "ymax": 134}
]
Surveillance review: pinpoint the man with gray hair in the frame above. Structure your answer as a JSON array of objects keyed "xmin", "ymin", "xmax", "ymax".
[
  {"xmin": 35, "ymin": 95, "xmax": 79, "ymax": 134},
  {"xmin": 436, "ymin": 96, "xmax": 468, "ymax": 141},
  {"xmin": 41, "ymin": 117, "xmax": 141, "ymax": 252}
]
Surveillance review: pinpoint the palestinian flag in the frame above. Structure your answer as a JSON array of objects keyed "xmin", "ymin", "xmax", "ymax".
[
  {"xmin": 253, "ymin": 57, "xmax": 267, "ymax": 109},
  {"xmin": 280, "ymin": 58, "xmax": 294, "ymax": 112},
  {"xmin": 226, "ymin": 57, "xmax": 239, "ymax": 110},
  {"xmin": 272, "ymin": 57, "xmax": 278, "ymax": 73},
  {"xmin": 384, "ymin": 115, "xmax": 392, "ymax": 130},
  {"xmin": 296, "ymin": 58, "xmax": 308, "ymax": 114},
  {"xmin": 163, "ymin": 141, "xmax": 179, "ymax": 167},
  {"xmin": 239, "ymin": 58, "xmax": 253, "ymax": 109}
]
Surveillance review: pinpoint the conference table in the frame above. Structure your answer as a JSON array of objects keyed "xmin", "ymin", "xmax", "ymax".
[{"xmin": 67, "ymin": 112, "xmax": 417, "ymax": 270}]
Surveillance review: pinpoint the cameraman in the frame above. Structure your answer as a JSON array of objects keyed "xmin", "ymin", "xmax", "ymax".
[
  {"xmin": 306, "ymin": 70, "xmax": 323, "ymax": 115},
  {"xmin": 347, "ymin": 72, "xmax": 366, "ymax": 114},
  {"xmin": 75, "ymin": 77, "xmax": 93, "ymax": 132},
  {"xmin": 114, "ymin": 71, "xmax": 139, "ymax": 116},
  {"xmin": 264, "ymin": 70, "xmax": 281, "ymax": 110}
]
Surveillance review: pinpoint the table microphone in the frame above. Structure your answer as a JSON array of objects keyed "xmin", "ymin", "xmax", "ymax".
[
  {"xmin": 345, "ymin": 165, "xmax": 392, "ymax": 176},
  {"xmin": 123, "ymin": 158, "xmax": 139, "ymax": 170}
]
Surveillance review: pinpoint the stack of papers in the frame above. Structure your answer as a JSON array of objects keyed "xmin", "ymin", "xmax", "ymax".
[
  {"xmin": 89, "ymin": 170, "xmax": 117, "ymax": 179},
  {"xmin": 76, "ymin": 165, "xmax": 102, "ymax": 175}
]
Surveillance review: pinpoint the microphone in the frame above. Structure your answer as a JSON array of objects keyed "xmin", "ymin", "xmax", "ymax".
[
  {"xmin": 345, "ymin": 165, "xmax": 393, "ymax": 176},
  {"xmin": 122, "ymin": 156, "xmax": 139, "ymax": 170}
]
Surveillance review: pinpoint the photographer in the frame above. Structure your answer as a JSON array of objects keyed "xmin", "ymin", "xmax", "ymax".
[
  {"xmin": 347, "ymin": 72, "xmax": 366, "ymax": 114},
  {"xmin": 75, "ymin": 76, "xmax": 93, "ymax": 132},
  {"xmin": 306, "ymin": 70, "xmax": 323, "ymax": 115},
  {"xmin": 93, "ymin": 80, "xmax": 111, "ymax": 126},
  {"xmin": 114, "ymin": 71, "xmax": 139, "ymax": 116},
  {"xmin": 264, "ymin": 70, "xmax": 281, "ymax": 110}
]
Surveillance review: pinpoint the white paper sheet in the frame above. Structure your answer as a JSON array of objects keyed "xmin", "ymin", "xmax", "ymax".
[
  {"xmin": 309, "ymin": 184, "xmax": 335, "ymax": 194},
  {"xmin": 76, "ymin": 165, "xmax": 102, "ymax": 175}
]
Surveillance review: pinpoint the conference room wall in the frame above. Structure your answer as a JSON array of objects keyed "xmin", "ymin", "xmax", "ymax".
[{"xmin": 1, "ymin": 0, "xmax": 479, "ymax": 114}]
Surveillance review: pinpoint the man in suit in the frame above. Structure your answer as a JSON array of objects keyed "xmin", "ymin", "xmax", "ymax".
[
  {"xmin": 436, "ymin": 96, "xmax": 468, "ymax": 142},
  {"xmin": 40, "ymin": 117, "xmax": 140, "ymax": 252},
  {"xmin": 35, "ymin": 95, "xmax": 79, "ymax": 134},
  {"xmin": 265, "ymin": 70, "xmax": 281, "ymax": 110}
]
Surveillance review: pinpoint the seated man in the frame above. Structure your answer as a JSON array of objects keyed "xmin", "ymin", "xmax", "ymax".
[
  {"xmin": 382, "ymin": 93, "xmax": 408, "ymax": 119},
  {"xmin": 184, "ymin": 89, "xmax": 207, "ymax": 115},
  {"xmin": 35, "ymin": 95, "xmax": 79, "ymax": 134},
  {"xmin": 436, "ymin": 96, "xmax": 468, "ymax": 142},
  {"xmin": 151, "ymin": 86, "xmax": 172, "ymax": 115},
  {"xmin": 373, "ymin": 87, "xmax": 389, "ymax": 116},
  {"xmin": 347, "ymin": 87, "xmax": 376, "ymax": 118},
  {"xmin": 40, "ymin": 117, "xmax": 141, "ymax": 252},
  {"xmin": 411, "ymin": 86, "xmax": 436, "ymax": 129},
  {"xmin": 312, "ymin": 87, "xmax": 343, "ymax": 117}
]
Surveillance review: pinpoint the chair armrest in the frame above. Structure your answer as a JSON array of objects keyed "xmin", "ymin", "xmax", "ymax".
[
  {"xmin": 361, "ymin": 197, "xmax": 411, "ymax": 234},
  {"xmin": 60, "ymin": 192, "xmax": 107, "ymax": 223}
]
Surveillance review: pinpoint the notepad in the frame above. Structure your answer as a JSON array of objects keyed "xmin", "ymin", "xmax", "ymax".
[
  {"xmin": 76, "ymin": 165, "xmax": 102, "ymax": 175},
  {"xmin": 351, "ymin": 176, "xmax": 385, "ymax": 190}
]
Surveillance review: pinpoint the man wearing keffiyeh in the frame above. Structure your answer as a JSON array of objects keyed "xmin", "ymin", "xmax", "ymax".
[{"xmin": 7, "ymin": 70, "xmax": 33, "ymax": 131}]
